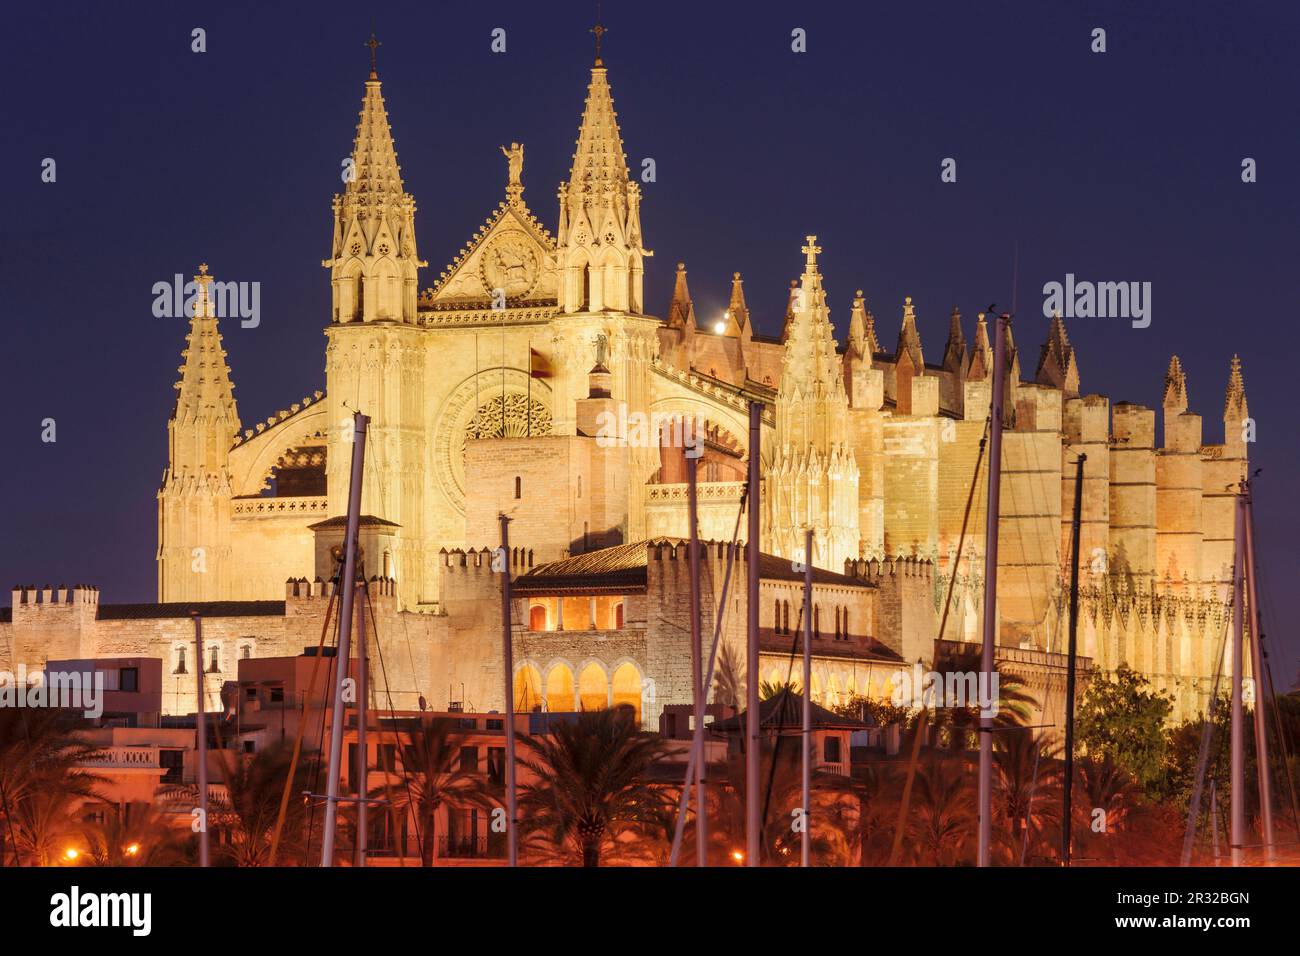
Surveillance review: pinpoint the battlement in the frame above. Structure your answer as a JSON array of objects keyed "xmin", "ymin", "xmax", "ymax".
[
  {"xmin": 284, "ymin": 577, "xmax": 334, "ymax": 600},
  {"xmin": 10, "ymin": 584, "xmax": 100, "ymax": 609},
  {"xmin": 441, "ymin": 546, "xmax": 534, "ymax": 572},
  {"xmin": 844, "ymin": 555, "xmax": 935, "ymax": 582}
]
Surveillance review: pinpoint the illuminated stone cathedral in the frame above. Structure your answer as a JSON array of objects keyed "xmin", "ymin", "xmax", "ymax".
[{"xmin": 3, "ymin": 43, "xmax": 1252, "ymax": 727}]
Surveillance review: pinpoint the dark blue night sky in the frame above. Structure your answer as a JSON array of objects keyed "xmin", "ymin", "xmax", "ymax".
[{"xmin": 3, "ymin": 1, "xmax": 1297, "ymax": 681}]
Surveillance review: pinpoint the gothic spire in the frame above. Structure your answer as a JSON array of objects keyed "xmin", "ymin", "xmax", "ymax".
[
  {"xmin": 1224, "ymin": 354, "xmax": 1248, "ymax": 422},
  {"xmin": 1162, "ymin": 355, "xmax": 1188, "ymax": 413},
  {"xmin": 169, "ymin": 264, "xmax": 240, "ymax": 469},
  {"xmin": 967, "ymin": 312, "xmax": 992, "ymax": 381},
  {"xmin": 556, "ymin": 56, "xmax": 649, "ymax": 313},
  {"xmin": 346, "ymin": 66, "xmax": 405, "ymax": 211},
  {"xmin": 777, "ymin": 236, "xmax": 848, "ymax": 434},
  {"xmin": 721, "ymin": 271, "xmax": 750, "ymax": 337},
  {"xmin": 666, "ymin": 262, "xmax": 695, "ymax": 331},
  {"xmin": 942, "ymin": 306, "xmax": 967, "ymax": 375},
  {"xmin": 1035, "ymin": 313, "xmax": 1080, "ymax": 396},
  {"xmin": 325, "ymin": 45, "xmax": 423, "ymax": 323},
  {"xmin": 894, "ymin": 296, "xmax": 925, "ymax": 372},
  {"xmin": 566, "ymin": 62, "xmax": 630, "ymax": 198}
]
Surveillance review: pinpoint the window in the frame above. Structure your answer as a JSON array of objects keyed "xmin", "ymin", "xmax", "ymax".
[
  {"xmin": 783, "ymin": 601, "xmax": 790, "ymax": 634},
  {"xmin": 269, "ymin": 686, "xmax": 284, "ymax": 704},
  {"xmin": 243, "ymin": 741, "xmax": 256, "ymax": 754},
  {"xmin": 246, "ymin": 687, "xmax": 258, "ymax": 701},
  {"xmin": 774, "ymin": 598, "xmax": 782, "ymax": 634},
  {"xmin": 835, "ymin": 607, "xmax": 841, "ymax": 640},
  {"xmin": 173, "ymin": 647, "xmax": 187, "ymax": 675},
  {"xmin": 824, "ymin": 736, "xmax": 842, "ymax": 763},
  {"xmin": 487, "ymin": 747, "xmax": 505, "ymax": 785},
  {"xmin": 159, "ymin": 748, "xmax": 183, "ymax": 784},
  {"xmin": 814, "ymin": 606, "xmax": 821, "ymax": 640},
  {"xmin": 118, "ymin": 667, "xmax": 138, "ymax": 693},
  {"xmin": 514, "ymin": 476, "xmax": 522, "ymax": 499},
  {"xmin": 842, "ymin": 609, "xmax": 850, "ymax": 641},
  {"xmin": 459, "ymin": 746, "xmax": 480, "ymax": 774},
  {"xmin": 241, "ymin": 644, "xmax": 252, "ymax": 660},
  {"xmin": 207, "ymin": 645, "xmax": 220, "ymax": 673}
]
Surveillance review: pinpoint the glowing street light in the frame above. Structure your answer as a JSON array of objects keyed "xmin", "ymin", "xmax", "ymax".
[
  {"xmin": 63, "ymin": 848, "xmax": 79, "ymax": 862},
  {"xmin": 124, "ymin": 843, "xmax": 140, "ymax": 857}
]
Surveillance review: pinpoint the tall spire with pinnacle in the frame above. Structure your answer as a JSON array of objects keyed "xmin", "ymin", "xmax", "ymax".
[
  {"xmin": 721, "ymin": 271, "xmax": 750, "ymax": 338},
  {"xmin": 846, "ymin": 290, "xmax": 881, "ymax": 360},
  {"xmin": 1162, "ymin": 355, "xmax": 1188, "ymax": 413},
  {"xmin": 769, "ymin": 236, "xmax": 859, "ymax": 568},
  {"xmin": 663, "ymin": 262, "xmax": 696, "ymax": 368},
  {"xmin": 1035, "ymin": 313, "xmax": 1080, "ymax": 396},
  {"xmin": 666, "ymin": 262, "xmax": 695, "ymax": 331},
  {"xmin": 158, "ymin": 263, "xmax": 240, "ymax": 602},
  {"xmin": 1224, "ymin": 354, "xmax": 1247, "ymax": 422},
  {"xmin": 942, "ymin": 306, "xmax": 967, "ymax": 375},
  {"xmin": 894, "ymin": 296, "xmax": 925, "ymax": 372},
  {"xmin": 324, "ymin": 33, "xmax": 423, "ymax": 324},
  {"xmin": 555, "ymin": 36, "xmax": 650, "ymax": 314}
]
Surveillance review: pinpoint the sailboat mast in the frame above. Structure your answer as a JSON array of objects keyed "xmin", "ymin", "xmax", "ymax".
[
  {"xmin": 801, "ymin": 527, "xmax": 813, "ymax": 868},
  {"xmin": 1062, "ymin": 453, "xmax": 1085, "ymax": 866},
  {"xmin": 745, "ymin": 401, "xmax": 762, "ymax": 866},
  {"xmin": 498, "ymin": 514, "xmax": 519, "ymax": 867},
  {"xmin": 1230, "ymin": 491, "xmax": 1246, "ymax": 866},
  {"xmin": 977, "ymin": 313, "xmax": 1009, "ymax": 868},
  {"xmin": 321, "ymin": 411, "xmax": 368, "ymax": 866},
  {"xmin": 1243, "ymin": 483, "xmax": 1275, "ymax": 860},
  {"xmin": 687, "ymin": 444, "xmax": 707, "ymax": 866}
]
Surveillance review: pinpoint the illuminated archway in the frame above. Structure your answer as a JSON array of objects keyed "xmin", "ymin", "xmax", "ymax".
[
  {"xmin": 513, "ymin": 664, "xmax": 542, "ymax": 712},
  {"xmin": 578, "ymin": 663, "xmax": 609, "ymax": 712},
  {"xmin": 611, "ymin": 662, "xmax": 642, "ymax": 724},
  {"xmin": 546, "ymin": 664, "xmax": 575, "ymax": 712}
]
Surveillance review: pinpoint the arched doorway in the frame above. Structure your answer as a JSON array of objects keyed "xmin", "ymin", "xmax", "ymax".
[{"xmin": 611, "ymin": 663, "xmax": 642, "ymax": 725}]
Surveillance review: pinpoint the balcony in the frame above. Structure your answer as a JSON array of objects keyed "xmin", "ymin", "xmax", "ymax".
[{"xmin": 439, "ymin": 834, "xmax": 506, "ymax": 860}]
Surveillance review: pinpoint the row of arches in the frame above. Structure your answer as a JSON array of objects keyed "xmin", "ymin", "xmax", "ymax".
[{"xmin": 513, "ymin": 659, "xmax": 643, "ymax": 724}]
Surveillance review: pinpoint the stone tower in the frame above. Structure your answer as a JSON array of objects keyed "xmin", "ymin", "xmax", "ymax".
[
  {"xmin": 157, "ymin": 265, "xmax": 240, "ymax": 601},
  {"xmin": 322, "ymin": 56, "xmax": 429, "ymax": 602},
  {"xmin": 766, "ymin": 237, "xmax": 860, "ymax": 569},
  {"xmin": 551, "ymin": 53, "xmax": 658, "ymax": 539}
]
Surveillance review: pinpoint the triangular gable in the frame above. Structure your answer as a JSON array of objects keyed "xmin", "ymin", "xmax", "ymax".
[{"xmin": 425, "ymin": 198, "xmax": 559, "ymax": 307}]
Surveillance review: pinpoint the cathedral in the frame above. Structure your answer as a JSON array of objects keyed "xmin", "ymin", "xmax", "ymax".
[{"xmin": 3, "ymin": 42, "xmax": 1251, "ymax": 728}]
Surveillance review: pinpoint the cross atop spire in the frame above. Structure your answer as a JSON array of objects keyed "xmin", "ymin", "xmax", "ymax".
[
  {"xmin": 366, "ymin": 31, "xmax": 382, "ymax": 78},
  {"xmin": 802, "ymin": 235, "xmax": 822, "ymax": 265},
  {"xmin": 590, "ymin": 2, "xmax": 607, "ymax": 66}
]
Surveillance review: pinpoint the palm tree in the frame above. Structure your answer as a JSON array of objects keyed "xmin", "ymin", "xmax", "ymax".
[
  {"xmin": 713, "ymin": 642, "xmax": 743, "ymax": 710},
  {"xmin": 993, "ymin": 732, "xmax": 1061, "ymax": 865},
  {"xmin": 79, "ymin": 802, "xmax": 192, "ymax": 867},
  {"xmin": 907, "ymin": 753, "xmax": 975, "ymax": 865},
  {"xmin": 378, "ymin": 717, "xmax": 489, "ymax": 866},
  {"xmin": 687, "ymin": 744, "xmax": 854, "ymax": 866},
  {"xmin": 927, "ymin": 644, "xmax": 1036, "ymax": 750},
  {"xmin": 159, "ymin": 741, "xmax": 322, "ymax": 866},
  {"xmin": 1070, "ymin": 752, "xmax": 1146, "ymax": 863},
  {"xmin": 517, "ymin": 708, "xmax": 670, "ymax": 867},
  {"xmin": 0, "ymin": 709, "xmax": 105, "ymax": 866},
  {"xmin": 845, "ymin": 762, "xmax": 902, "ymax": 867}
]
